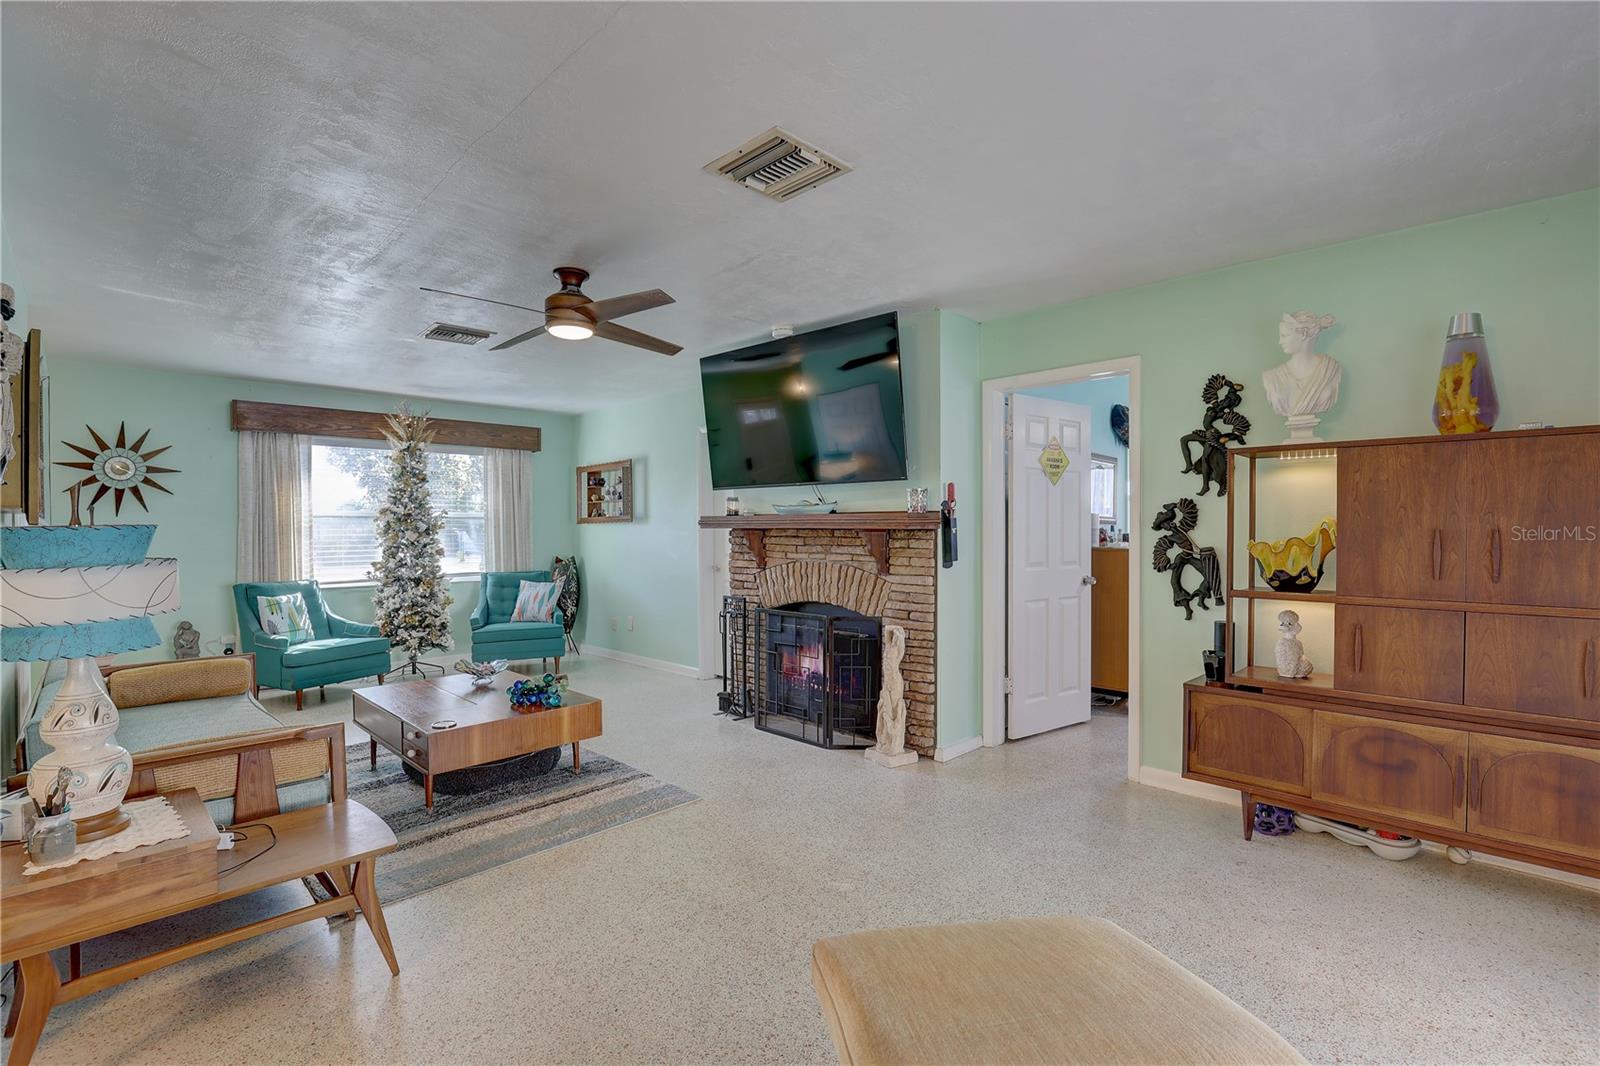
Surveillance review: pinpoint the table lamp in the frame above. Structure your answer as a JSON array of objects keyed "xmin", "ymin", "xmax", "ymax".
[{"xmin": 1, "ymin": 523, "xmax": 178, "ymax": 841}]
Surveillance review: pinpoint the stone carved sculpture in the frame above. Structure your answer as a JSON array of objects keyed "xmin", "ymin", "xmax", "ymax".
[
  {"xmin": 865, "ymin": 624, "xmax": 917, "ymax": 767},
  {"xmin": 1264, "ymin": 311, "xmax": 1342, "ymax": 444},
  {"xmin": 1179, "ymin": 374, "xmax": 1250, "ymax": 496},
  {"xmin": 172, "ymin": 620, "xmax": 201, "ymax": 660},
  {"xmin": 1274, "ymin": 610, "xmax": 1314, "ymax": 679}
]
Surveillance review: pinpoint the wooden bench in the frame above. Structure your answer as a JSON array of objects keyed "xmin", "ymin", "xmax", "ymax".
[{"xmin": 1, "ymin": 723, "xmax": 399, "ymax": 1066}]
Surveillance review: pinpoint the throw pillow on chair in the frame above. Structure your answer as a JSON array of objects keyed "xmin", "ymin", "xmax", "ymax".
[
  {"xmin": 510, "ymin": 580, "xmax": 563, "ymax": 622},
  {"xmin": 258, "ymin": 592, "xmax": 314, "ymax": 644}
]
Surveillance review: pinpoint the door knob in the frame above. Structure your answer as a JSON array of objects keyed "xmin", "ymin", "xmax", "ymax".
[{"xmin": 1082, "ymin": 576, "xmax": 1098, "ymax": 586}]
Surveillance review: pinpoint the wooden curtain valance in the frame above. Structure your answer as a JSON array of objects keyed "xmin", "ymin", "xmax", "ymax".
[{"xmin": 230, "ymin": 400, "xmax": 540, "ymax": 452}]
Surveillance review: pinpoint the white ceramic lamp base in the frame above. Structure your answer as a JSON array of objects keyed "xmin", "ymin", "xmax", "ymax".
[{"xmin": 27, "ymin": 656, "xmax": 133, "ymax": 842}]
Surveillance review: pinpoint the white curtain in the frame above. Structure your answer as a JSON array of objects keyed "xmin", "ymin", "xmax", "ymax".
[
  {"xmin": 237, "ymin": 430, "xmax": 308, "ymax": 582},
  {"xmin": 484, "ymin": 447, "xmax": 535, "ymax": 571}
]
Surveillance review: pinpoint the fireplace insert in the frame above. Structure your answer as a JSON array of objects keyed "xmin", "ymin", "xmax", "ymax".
[{"xmin": 718, "ymin": 596, "xmax": 880, "ymax": 749}]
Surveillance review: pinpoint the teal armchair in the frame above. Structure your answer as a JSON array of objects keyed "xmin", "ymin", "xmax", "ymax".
[
  {"xmin": 233, "ymin": 580, "xmax": 393, "ymax": 709},
  {"xmin": 469, "ymin": 571, "xmax": 565, "ymax": 670}
]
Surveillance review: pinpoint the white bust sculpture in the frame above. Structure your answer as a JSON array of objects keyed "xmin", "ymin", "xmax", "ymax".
[
  {"xmin": 1263, "ymin": 311, "xmax": 1342, "ymax": 444},
  {"xmin": 1274, "ymin": 610, "xmax": 1314, "ymax": 679}
]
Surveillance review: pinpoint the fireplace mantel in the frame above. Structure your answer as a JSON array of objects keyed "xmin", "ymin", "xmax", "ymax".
[{"xmin": 699, "ymin": 511, "xmax": 941, "ymax": 574}]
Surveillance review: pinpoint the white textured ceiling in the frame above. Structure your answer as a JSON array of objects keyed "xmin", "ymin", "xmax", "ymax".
[{"xmin": 3, "ymin": 2, "xmax": 1596, "ymax": 412}]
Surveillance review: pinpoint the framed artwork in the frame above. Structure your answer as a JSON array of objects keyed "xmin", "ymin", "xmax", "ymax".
[
  {"xmin": 576, "ymin": 459, "xmax": 633, "ymax": 524},
  {"xmin": 1, "ymin": 327, "xmax": 45, "ymax": 523}
]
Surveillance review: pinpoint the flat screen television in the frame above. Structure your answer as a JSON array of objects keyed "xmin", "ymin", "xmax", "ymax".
[{"xmin": 701, "ymin": 312, "xmax": 906, "ymax": 490}]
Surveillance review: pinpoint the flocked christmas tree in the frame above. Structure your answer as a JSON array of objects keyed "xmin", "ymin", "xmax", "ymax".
[{"xmin": 369, "ymin": 408, "xmax": 453, "ymax": 673}]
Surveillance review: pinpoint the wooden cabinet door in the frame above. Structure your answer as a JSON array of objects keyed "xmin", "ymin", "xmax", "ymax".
[
  {"xmin": 1337, "ymin": 443, "xmax": 1465, "ymax": 600},
  {"xmin": 1468, "ymin": 733, "xmax": 1600, "ymax": 860},
  {"xmin": 1090, "ymin": 549, "xmax": 1129, "ymax": 692},
  {"xmin": 1187, "ymin": 691, "xmax": 1312, "ymax": 795},
  {"xmin": 1334, "ymin": 605, "xmax": 1464, "ymax": 703},
  {"xmin": 1465, "ymin": 614, "xmax": 1600, "ymax": 724},
  {"xmin": 1312, "ymin": 711, "xmax": 1468, "ymax": 830},
  {"xmin": 1464, "ymin": 434, "xmax": 1600, "ymax": 608}
]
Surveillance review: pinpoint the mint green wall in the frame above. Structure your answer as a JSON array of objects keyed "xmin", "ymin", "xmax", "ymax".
[
  {"xmin": 977, "ymin": 189, "xmax": 1600, "ymax": 773},
  {"xmin": 565, "ymin": 304, "xmax": 993, "ymax": 746},
  {"xmin": 42, "ymin": 358, "xmax": 577, "ymax": 666},
  {"xmin": 571, "ymin": 311, "xmax": 948, "ymax": 670},
  {"xmin": 935, "ymin": 312, "xmax": 982, "ymax": 745},
  {"xmin": 571, "ymin": 386, "xmax": 704, "ymax": 667}
]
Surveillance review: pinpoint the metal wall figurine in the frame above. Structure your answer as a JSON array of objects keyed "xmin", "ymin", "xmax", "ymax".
[
  {"xmin": 1178, "ymin": 374, "xmax": 1250, "ymax": 496},
  {"xmin": 1152, "ymin": 498, "xmax": 1224, "ymax": 620}
]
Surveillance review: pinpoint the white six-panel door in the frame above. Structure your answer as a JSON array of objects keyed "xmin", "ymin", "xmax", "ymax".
[{"xmin": 1007, "ymin": 394, "xmax": 1094, "ymax": 739}]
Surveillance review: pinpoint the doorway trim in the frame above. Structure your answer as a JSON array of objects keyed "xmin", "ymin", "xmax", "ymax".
[{"xmin": 980, "ymin": 355, "xmax": 1142, "ymax": 782}]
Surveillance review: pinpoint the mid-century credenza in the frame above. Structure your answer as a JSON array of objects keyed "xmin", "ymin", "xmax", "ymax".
[{"xmin": 1184, "ymin": 425, "xmax": 1600, "ymax": 878}]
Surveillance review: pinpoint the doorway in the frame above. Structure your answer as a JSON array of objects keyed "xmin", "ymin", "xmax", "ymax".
[{"xmin": 980, "ymin": 357, "xmax": 1142, "ymax": 780}]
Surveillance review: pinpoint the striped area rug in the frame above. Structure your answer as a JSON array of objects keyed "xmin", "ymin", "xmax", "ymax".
[{"xmin": 339, "ymin": 743, "xmax": 697, "ymax": 904}]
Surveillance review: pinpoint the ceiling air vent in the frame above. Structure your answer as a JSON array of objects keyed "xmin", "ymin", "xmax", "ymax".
[
  {"xmin": 704, "ymin": 127, "xmax": 851, "ymax": 202},
  {"xmin": 420, "ymin": 322, "xmax": 495, "ymax": 345}
]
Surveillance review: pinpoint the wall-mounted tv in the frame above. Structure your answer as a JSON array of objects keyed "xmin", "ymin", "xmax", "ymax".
[{"xmin": 701, "ymin": 312, "xmax": 906, "ymax": 490}]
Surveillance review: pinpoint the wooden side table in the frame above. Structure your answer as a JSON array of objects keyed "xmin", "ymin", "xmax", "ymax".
[{"xmin": 1, "ymin": 789, "xmax": 399, "ymax": 1066}]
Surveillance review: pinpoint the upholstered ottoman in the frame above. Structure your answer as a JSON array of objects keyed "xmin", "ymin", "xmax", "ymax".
[{"xmin": 810, "ymin": 917, "xmax": 1306, "ymax": 1065}]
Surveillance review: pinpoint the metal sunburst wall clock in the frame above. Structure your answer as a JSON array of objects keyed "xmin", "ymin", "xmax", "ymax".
[{"xmin": 56, "ymin": 422, "xmax": 180, "ymax": 515}]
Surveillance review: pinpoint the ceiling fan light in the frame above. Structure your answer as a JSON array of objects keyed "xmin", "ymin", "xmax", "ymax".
[{"xmin": 548, "ymin": 322, "xmax": 594, "ymax": 341}]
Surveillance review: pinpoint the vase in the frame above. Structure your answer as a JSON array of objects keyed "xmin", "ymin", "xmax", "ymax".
[{"xmin": 1432, "ymin": 313, "xmax": 1499, "ymax": 434}]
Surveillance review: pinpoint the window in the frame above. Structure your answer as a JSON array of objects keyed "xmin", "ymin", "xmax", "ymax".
[
  {"xmin": 307, "ymin": 439, "xmax": 486, "ymax": 584},
  {"xmin": 1090, "ymin": 453, "xmax": 1119, "ymax": 525}
]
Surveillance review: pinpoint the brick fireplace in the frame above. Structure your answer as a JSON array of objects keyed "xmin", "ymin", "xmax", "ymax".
[{"xmin": 702, "ymin": 513, "xmax": 941, "ymax": 754}]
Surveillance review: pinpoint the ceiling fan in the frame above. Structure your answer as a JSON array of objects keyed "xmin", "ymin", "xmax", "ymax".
[{"xmin": 421, "ymin": 267, "xmax": 682, "ymax": 356}]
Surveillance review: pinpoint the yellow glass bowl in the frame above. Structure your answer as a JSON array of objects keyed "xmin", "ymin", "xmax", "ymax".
[{"xmin": 1248, "ymin": 519, "xmax": 1337, "ymax": 592}]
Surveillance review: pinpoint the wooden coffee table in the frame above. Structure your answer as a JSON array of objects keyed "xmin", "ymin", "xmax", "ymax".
[{"xmin": 351, "ymin": 673, "xmax": 602, "ymax": 808}]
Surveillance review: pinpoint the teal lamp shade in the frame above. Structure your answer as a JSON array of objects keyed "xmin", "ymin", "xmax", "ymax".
[
  {"xmin": 1, "ymin": 557, "xmax": 179, "ymax": 661},
  {"xmin": 1, "ymin": 526, "xmax": 179, "ymax": 837}
]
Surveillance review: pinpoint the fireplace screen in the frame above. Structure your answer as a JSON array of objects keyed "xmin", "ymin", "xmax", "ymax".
[{"xmin": 718, "ymin": 596, "xmax": 879, "ymax": 749}]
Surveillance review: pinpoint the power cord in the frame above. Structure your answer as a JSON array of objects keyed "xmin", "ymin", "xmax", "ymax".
[{"xmin": 217, "ymin": 822, "xmax": 278, "ymax": 876}]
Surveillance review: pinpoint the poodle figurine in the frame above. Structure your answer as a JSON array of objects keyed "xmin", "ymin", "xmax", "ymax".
[{"xmin": 1274, "ymin": 610, "xmax": 1314, "ymax": 679}]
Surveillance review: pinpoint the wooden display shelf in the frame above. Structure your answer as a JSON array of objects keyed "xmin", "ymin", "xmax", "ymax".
[
  {"xmin": 698, "ymin": 511, "xmax": 942, "ymax": 530},
  {"xmin": 699, "ymin": 511, "xmax": 941, "ymax": 576},
  {"xmin": 1223, "ymin": 666, "xmax": 1600, "ymax": 741},
  {"xmin": 1229, "ymin": 587, "xmax": 1600, "ymax": 619},
  {"xmin": 1228, "ymin": 423, "xmax": 1595, "ymax": 458},
  {"xmin": 1230, "ymin": 588, "xmax": 1339, "ymax": 603}
]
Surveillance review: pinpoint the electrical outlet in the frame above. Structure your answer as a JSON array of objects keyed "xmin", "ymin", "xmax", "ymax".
[
  {"xmin": 220, "ymin": 634, "xmax": 237, "ymax": 656},
  {"xmin": 627, "ymin": 616, "xmax": 635, "ymax": 632},
  {"xmin": 609, "ymin": 618, "xmax": 619, "ymax": 632}
]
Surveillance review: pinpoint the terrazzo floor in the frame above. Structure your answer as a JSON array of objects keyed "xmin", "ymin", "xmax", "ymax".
[{"xmin": 7, "ymin": 656, "xmax": 1597, "ymax": 1065}]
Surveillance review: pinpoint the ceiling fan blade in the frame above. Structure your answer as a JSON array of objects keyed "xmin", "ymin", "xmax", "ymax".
[
  {"xmin": 489, "ymin": 324, "xmax": 549, "ymax": 351},
  {"xmin": 593, "ymin": 321, "xmax": 682, "ymax": 357},
  {"xmin": 582, "ymin": 289, "xmax": 674, "ymax": 324},
  {"xmin": 419, "ymin": 287, "xmax": 547, "ymax": 316}
]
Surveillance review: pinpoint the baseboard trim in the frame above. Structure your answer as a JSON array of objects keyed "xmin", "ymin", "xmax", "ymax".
[
  {"xmin": 1136, "ymin": 765, "xmax": 1234, "ymax": 804},
  {"xmin": 1137, "ymin": 766, "xmax": 1596, "ymax": 892},
  {"xmin": 933, "ymin": 735, "xmax": 983, "ymax": 763},
  {"xmin": 580, "ymin": 645, "xmax": 701, "ymax": 679}
]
